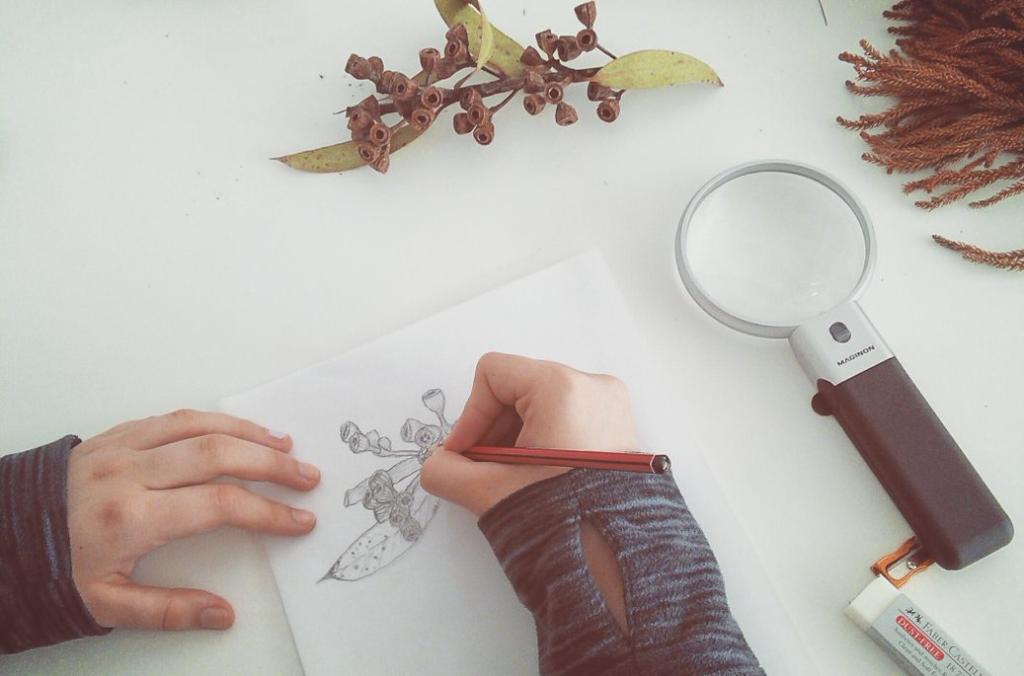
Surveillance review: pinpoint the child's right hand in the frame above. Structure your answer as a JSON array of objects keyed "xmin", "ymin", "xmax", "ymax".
[{"xmin": 420, "ymin": 353, "xmax": 641, "ymax": 516}]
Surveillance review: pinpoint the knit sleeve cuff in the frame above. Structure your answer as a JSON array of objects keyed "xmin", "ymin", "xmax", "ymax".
[
  {"xmin": 477, "ymin": 468, "xmax": 764, "ymax": 675},
  {"xmin": 0, "ymin": 435, "xmax": 111, "ymax": 654}
]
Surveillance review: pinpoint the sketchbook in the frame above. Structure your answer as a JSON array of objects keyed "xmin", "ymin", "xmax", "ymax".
[{"xmin": 220, "ymin": 252, "xmax": 815, "ymax": 675}]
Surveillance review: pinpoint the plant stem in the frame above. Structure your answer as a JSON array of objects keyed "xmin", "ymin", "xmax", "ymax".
[
  {"xmin": 451, "ymin": 70, "xmax": 477, "ymax": 90},
  {"xmin": 489, "ymin": 89, "xmax": 519, "ymax": 113},
  {"xmin": 375, "ymin": 63, "xmax": 599, "ymax": 121},
  {"xmin": 547, "ymin": 58, "xmax": 601, "ymax": 81}
]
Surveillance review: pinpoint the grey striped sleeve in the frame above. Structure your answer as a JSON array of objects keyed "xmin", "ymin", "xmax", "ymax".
[
  {"xmin": 478, "ymin": 469, "xmax": 764, "ymax": 676},
  {"xmin": 1, "ymin": 436, "xmax": 110, "ymax": 654}
]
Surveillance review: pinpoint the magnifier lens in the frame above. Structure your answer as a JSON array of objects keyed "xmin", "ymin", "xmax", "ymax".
[{"xmin": 685, "ymin": 171, "xmax": 867, "ymax": 329}]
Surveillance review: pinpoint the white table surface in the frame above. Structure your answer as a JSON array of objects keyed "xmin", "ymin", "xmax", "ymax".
[{"xmin": 2, "ymin": 1, "xmax": 1021, "ymax": 674}]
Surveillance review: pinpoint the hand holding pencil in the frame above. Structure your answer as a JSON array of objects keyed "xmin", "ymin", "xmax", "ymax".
[{"xmin": 421, "ymin": 353, "xmax": 649, "ymax": 517}]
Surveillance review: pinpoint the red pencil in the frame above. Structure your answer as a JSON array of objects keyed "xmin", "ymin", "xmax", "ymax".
[{"xmin": 464, "ymin": 446, "xmax": 671, "ymax": 474}]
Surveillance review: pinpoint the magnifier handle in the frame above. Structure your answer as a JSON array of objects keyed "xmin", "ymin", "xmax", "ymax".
[{"xmin": 813, "ymin": 358, "xmax": 1013, "ymax": 569}]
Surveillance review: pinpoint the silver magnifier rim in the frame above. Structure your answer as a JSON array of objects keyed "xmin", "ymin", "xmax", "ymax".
[{"xmin": 675, "ymin": 160, "xmax": 876, "ymax": 339}]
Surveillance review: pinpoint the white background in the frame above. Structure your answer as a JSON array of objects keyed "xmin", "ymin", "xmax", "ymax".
[{"xmin": 2, "ymin": 1, "xmax": 1021, "ymax": 674}]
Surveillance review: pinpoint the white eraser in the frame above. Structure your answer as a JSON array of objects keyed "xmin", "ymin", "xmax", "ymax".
[
  {"xmin": 846, "ymin": 576, "xmax": 900, "ymax": 631},
  {"xmin": 845, "ymin": 576, "xmax": 990, "ymax": 676}
]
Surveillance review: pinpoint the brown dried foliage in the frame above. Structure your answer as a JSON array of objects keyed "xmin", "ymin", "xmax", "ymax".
[
  {"xmin": 932, "ymin": 235, "xmax": 1024, "ymax": 270},
  {"xmin": 837, "ymin": 0, "xmax": 1024, "ymax": 269}
]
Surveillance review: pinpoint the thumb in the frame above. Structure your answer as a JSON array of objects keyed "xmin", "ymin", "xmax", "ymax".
[{"xmin": 88, "ymin": 577, "xmax": 234, "ymax": 630}]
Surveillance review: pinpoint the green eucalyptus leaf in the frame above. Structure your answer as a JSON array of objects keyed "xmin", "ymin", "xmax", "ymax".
[
  {"xmin": 273, "ymin": 125, "xmax": 425, "ymax": 173},
  {"xmin": 435, "ymin": 0, "xmax": 525, "ymax": 76},
  {"xmin": 475, "ymin": 4, "xmax": 495, "ymax": 72},
  {"xmin": 593, "ymin": 50, "xmax": 722, "ymax": 89}
]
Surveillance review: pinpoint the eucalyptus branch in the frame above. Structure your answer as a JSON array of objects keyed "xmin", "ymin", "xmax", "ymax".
[
  {"xmin": 275, "ymin": 1, "xmax": 723, "ymax": 175},
  {"xmin": 340, "ymin": 2, "xmax": 625, "ymax": 172}
]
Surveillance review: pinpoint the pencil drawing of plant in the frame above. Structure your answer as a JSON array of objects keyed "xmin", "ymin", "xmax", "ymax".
[{"xmin": 319, "ymin": 389, "xmax": 452, "ymax": 582}]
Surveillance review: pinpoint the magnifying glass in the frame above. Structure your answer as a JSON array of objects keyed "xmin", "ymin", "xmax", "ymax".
[{"xmin": 675, "ymin": 160, "xmax": 1012, "ymax": 570}]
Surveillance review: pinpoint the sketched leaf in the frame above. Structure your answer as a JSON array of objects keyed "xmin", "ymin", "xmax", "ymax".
[
  {"xmin": 323, "ymin": 482, "xmax": 439, "ymax": 582},
  {"xmin": 321, "ymin": 520, "xmax": 411, "ymax": 581},
  {"xmin": 412, "ymin": 483, "xmax": 441, "ymax": 527},
  {"xmin": 435, "ymin": 0, "xmax": 524, "ymax": 76},
  {"xmin": 592, "ymin": 50, "xmax": 723, "ymax": 89},
  {"xmin": 273, "ymin": 125, "xmax": 424, "ymax": 173}
]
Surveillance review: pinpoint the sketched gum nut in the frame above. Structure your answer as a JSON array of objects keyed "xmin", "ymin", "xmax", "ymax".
[
  {"xmin": 453, "ymin": 112, "xmax": 474, "ymax": 134},
  {"xmin": 375, "ymin": 435, "xmax": 393, "ymax": 454},
  {"xmin": 473, "ymin": 122, "xmax": 495, "ymax": 145},
  {"xmin": 523, "ymin": 93, "xmax": 546, "ymax": 116},
  {"xmin": 597, "ymin": 98, "xmax": 620, "ymax": 123},
  {"xmin": 348, "ymin": 433, "xmax": 373, "ymax": 454},
  {"xmin": 555, "ymin": 102, "xmax": 578, "ymax": 126},
  {"xmin": 402, "ymin": 418, "xmax": 443, "ymax": 449},
  {"xmin": 545, "ymin": 82, "xmax": 564, "ymax": 104},
  {"xmin": 340, "ymin": 421, "xmax": 361, "ymax": 443},
  {"xmin": 362, "ymin": 470, "xmax": 396, "ymax": 513},
  {"xmin": 416, "ymin": 423, "xmax": 442, "ymax": 448},
  {"xmin": 400, "ymin": 518, "xmax": 423, "ymax": 541},
  {"xmin": 386, "ymin": 492, "xmax": 414, "ymax": 529},
  {"xmin": 367, "ymin": 56, "xmax": 384, "ymax": 79},
  {"xmin": 422, "ymin": 389, "xmax": 446, "ymax": 417},
  {"xmin": 399, "ymin": 490, "xmax": 413, "ymax": 506},
  {"xmin": 575, "ymin": 1, "xmax": 597, "ymax": 28}
]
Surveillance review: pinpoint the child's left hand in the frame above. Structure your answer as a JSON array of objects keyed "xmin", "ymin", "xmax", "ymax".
[{"xmin": 68, "ymin": 409, "xmax": 321, "ymax": 631}]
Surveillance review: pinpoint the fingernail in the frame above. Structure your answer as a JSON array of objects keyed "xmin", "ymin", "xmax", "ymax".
[
  {"xmin": 292, "ymin": 508, "xmax": 316, "ymax": 526},
  {"xmin": 267, "ymin": 428, "xmax": 289, "ymax": 440},
  {"xmin": 200, "ymin": 607, "xmax": 232, "ymax": 630},
  {"xmin": 299, "ymin": 462, "xmax": 320, "ymax": 481}
]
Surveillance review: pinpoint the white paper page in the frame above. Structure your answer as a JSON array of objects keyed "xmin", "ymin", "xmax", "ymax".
[{"xmin": 221, "ymin": 252, "xmax": 815, "ymax": 675}]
